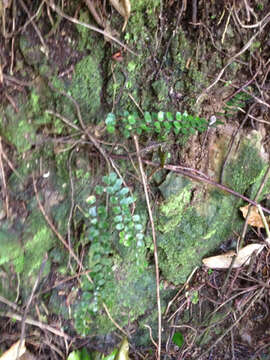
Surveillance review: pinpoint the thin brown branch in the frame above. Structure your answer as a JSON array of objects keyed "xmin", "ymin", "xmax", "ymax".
[
  {"xmin": 197, "ymin": 11, "xmax": 270, "ymax": 103},
  {"xmin": 46, "ymin": 0, "xmax": 138, "ymax": 56},
  {"xmin": 198, "ymin": 287, "xmax": 265, "ymax": 359},
  {"xmin": 33, "ymin": 176, "xmax": 93, "ymax": 284},
  {"xmin": 0, "ymin": 311, "xmax": 71, "ymax": 340},
  {"xmin": 18, "ymin": 0, "xmax": 49, "ymax": 57},
  {"xmin": 134, "ymin": 135, "xmax": 161, "ymax": 360},
  {"xmin": 143, "ymin": 160, "xmax": 270, "ymax": 215}
]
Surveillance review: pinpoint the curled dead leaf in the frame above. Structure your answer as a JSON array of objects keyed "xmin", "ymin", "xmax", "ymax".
[
  {"xmin": 202, "ymin": 243, "xmax": 264, "ymax": 269},
  {"xmin": 240, "ymin": 205, "xmax": 270, "ymax": 228},
  {"xmin": 109, "ymin": 0, "xmax": 131, "ymax": 31},
  {"xmin": 0, "ymin": 339, "xmax": 26, "ymax": 360}
]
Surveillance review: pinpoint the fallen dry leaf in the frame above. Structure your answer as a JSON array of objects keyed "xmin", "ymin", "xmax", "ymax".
[
  {"xmin": 109, "ymin": 0, "xmax": 131, "ymax": 31},
  {"xmin": 0, "ymin": 339, "xmax": 26, "ymax": 360},
  {"xmin": 240, "ymin": 205, "xmax": 270, "ymax": 228},
  {"xmin": 202, "ymin": 243, "xmax": 264, "ymax": 269}
]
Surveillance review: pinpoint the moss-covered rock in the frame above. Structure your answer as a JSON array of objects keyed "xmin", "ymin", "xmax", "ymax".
[{"xmin": 157, "ymin": 131, "xmax": 269, "ymax": 284}]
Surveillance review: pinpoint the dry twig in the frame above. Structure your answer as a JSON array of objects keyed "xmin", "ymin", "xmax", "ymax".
[
  {"xmin": 134, "ymin": 135, "xmax": 161, "ymax": 360},
  {"xmin": 196, "ymin": 11, "xmax": 270, "ymax": 104},
  {"xmin": 198, "ymin": 286, "xmax": 265, "ymax": 359},
  {"xmin": 46, "ymin": 0, "xmax": 137, "ymax": 56}
]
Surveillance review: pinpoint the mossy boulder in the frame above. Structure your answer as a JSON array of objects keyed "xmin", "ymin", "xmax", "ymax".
[{"xmin": 157, "ymin": 131, "xmax": 270, "ymax": 284}]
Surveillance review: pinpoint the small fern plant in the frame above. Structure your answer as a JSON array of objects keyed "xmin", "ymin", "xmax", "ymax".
[
  {"xmin": 73, "ymin": 172, "xmax": 145, "ymax": 335},
  {"xmin": 87, "ymin": 172, "xmax": 144, "ymax": 247},
  {"xmin": 105, "ymin": 110, "xmax": 210, "ymax": 140}
]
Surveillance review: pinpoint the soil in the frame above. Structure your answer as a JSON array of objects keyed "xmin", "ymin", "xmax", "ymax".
[{"xmin": 1, "ymin": 0, "xmax": 270, "ymax": 359}]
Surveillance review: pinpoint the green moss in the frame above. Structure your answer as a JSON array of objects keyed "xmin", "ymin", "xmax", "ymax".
[
  {"xmin": 157, "ymin": 132, "xmax": 269, "ymax": 284},
  {"xmin": 2, "ymin": 106, "xmax": 36, "ymax": 153},
  {"xmin": 52, "ymin": 54, "xmax": 103, "ymax": 123},
  {"xmin": 223, "ymin": 132, "xmax": 265, "ymax": 193}
]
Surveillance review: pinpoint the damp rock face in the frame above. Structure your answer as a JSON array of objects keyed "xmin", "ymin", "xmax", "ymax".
[{"xmin": 157, "ymin": 130, "xmax": 270, "ymax": 284}]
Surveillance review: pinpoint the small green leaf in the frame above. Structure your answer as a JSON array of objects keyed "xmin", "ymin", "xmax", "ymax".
[
  {"xmin": 110, "ymin": 196, "xmax": 119, "ymax": 204},
  {"xmin": 134, "ymin": 223, "xmax": 143, "ymax": 231},
  {"xmin": 117, "ymin": 187, "xmax": 130, "ymax": 197},
  {"xmin": 102, "ymin": 348, "xmax": 118, "ymax": 360},
  {"xmin": 123, "ymin": 129, "xmax": 130, "ymax": 138},
  {"xmin": 140, "ymin": 123, "xmax": 149, "ymax": 131},
  {"xmin": 113, "ymin": 206, "xmax": 121, "ymax": 214},
  {"xmin": 104, "ymin": 172, "xmax": 117, "ymax": 185},
  {"xmin": 107, "ymin": 125, "xmax": 115, "ymax": 134},
  {"xmin": 136, "ymin": 233, "xmax": 144, "ymax": 241},
  {"xmin": 89, "ymin": 228, "xmax": 99, "ymax": 239},
  {"xmin": 105, "ymin": 113, "xmax": 116, "ymax": 125},
  {"xmin": 128, "ymin": 114, "xmax": 136, "ymax": 125},
  {"xmin": 114, "ymin": 215, "xmax": 123, "ymax": 223},
  {"xmin": 154, "ymin": 121, "xmax": 161, "ymax": 132},
  {"xmin": 86, "ymin": 195, "xmax": 96, "ymax": 205},
  {"xmin": 116, "ymin": 223, "xmax": 124, "ymax": 230},
  {"xmin": 157, "ymin": 111, "xmax": 165, "ymax": 121},
  {"xmin": 175, "ymin": 112, "xmax": 182, "ymax": 121},
  {"xmin": 106, "ymin": 186, "xmax": 116, "ymax": 194},
  {"xmin": 67, "ymin": 350, "xmax": 80, "ymax": 360},
  {"xmin": 144, "ymin": 111, "xmax": 152, "ymax": 123},
  {"xmin": 95, "ymin": 185, "xmax": 103, "ymax": 195},
  {"xmin": 125, "ymin": 124, "xmax": 132, "ymax": 130},
  {"xmin": 164, "ymin": 121, "xmax": 172, "ymax": 130},
  {"xmin": 120, "ymin": 197, "xmax": 134, "ymax": 206},
  {"xmin": 89, "ymin": 206, "xmax": 97, "ymax": 217},
  {"xmin": 166, "ymin": 112, "xmax": 173, "ymax": 121},
  {"xmin": 133, "ymin": 214, "xmax": 140, "ymax": 222},
  {"xmin": 173, "ymin": 121, "xmax": 181, "ymax": 129},
  {"xmin": 67, "ymin": 349, "xmax": 92, "ymax": 360},
  {"xmin": 172, "ymin": 332, "xmax": 184, "ymax": 348}
]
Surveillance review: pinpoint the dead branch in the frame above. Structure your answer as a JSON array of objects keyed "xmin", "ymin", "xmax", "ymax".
[{"xmin": 134, "ymin": 135, "xmax": 161, "ymax": 360}]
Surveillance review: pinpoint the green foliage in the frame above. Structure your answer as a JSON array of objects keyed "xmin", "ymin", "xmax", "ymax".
[
  {"xmin": 67, "ymin": 348, "xmax": 92, "ymax": 360},
  {"xmin": 74, "ymin": 172, "xmax": 147, "ymax": 335},
  {"xmin": 87, "ymin": 172, "xmax": 144, "ymax": 247},
  {"xmin": 224, "ymin": 91, "xmax": 252, "ymax": 118},
  {"xmin": 191, "ymin": 290, "xmax": 199, "ymax": 304},
  {"xmin": 172, "ymin": 332, "xmax": 184, "ymax": 348},
  {"xmin": 105, "ymin": 111, "xmax": 209, "ymax": 140},
  {"xmin": 51, "ymin": 54, "xmax": 103, "ymax": 123}
]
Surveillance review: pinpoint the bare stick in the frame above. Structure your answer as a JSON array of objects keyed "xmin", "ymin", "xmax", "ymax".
[
  {"xmin": 141, "ymin": 159, "xmax": 270, "ymax": 215},
  {"xmin": 102, "ymin": 302, "xmax": 129, "ymax": 337},
  {"xmin": 0, "ymin": 311, "xmax": 70, "ymax": 340},
  {"xmin": 134, "ymin": 135, "xmax": 161, "ymax": 360}
]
